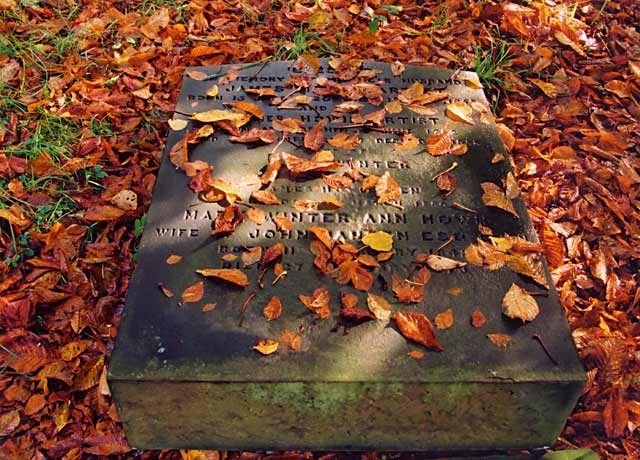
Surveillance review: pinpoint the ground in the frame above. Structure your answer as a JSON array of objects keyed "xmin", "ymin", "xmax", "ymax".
[{"xmin": 0, "ymin": 1, "xmax": 639, "ymax": 459}]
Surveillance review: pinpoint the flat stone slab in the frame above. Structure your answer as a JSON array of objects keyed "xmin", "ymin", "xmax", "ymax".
[{"xmin": 109, "ymin": 59, "xmax": 584, "ymax": 453}]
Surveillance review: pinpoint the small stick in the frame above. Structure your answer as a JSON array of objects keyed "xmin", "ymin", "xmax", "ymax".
[
  {"xmin": 435, "ymin": 236, "xmax": 455, "ymax": 253},
  {"xmin": 532, "ymin": 334, "xmax": 558, "ymax": 365},
  {"xmin": 272, "ymin": 270, "xmax": 288, "ymax": 285},
  {"xmin": 452, "ymin": 201, "xmax": 477, "ymax": 213},
  {"xmin": 238, "ymin": 290, "xmax": 257, "ymax": 327},
  {"xmin": 431, "ymin": 162, "xmax": 458, "ymax": 181},
  {"xmin": 386, "ymin": 201, "xmax": 405, "ymax": 211},
  {"xmin": 257, "ymin": 268, "xmax": 267, "ymax": 289}
]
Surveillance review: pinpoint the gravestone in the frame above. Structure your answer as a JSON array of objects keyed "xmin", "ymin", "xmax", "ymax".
[{"xmin": 108, "ymin": 59, "xmax": 585, "ymax": 456}]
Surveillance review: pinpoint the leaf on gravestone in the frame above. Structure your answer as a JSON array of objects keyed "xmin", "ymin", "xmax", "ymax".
[
  {"xmin": 375, "ymin": 171, "xmax": 401, "ymax": 204},
  {"xmin": 408, "ymin": 350, "xmax": 425, "ymax": 359},
  {"xmin": 367, "ymin": 293, "xmax": 392, "ymax": 321},
  {"xmin": 502, "ymin": 283, "xmax": 539, "ymax": 322},
  {"xmin": 435, "ymin": 308, "xmax": 454, "ymax": 329},
  {"xmin": 448, "ymin": 287, "xmax": 463, "ymax": 297},
  {"xmin": 251, "ymin": 190, "xmax": 281, "ymax": 205},
  {"xmin": 206, "ymin": 84, "xmax": 219, "ymax": 96},
  {"xmin": 192, "ymin": 109, "xmax": 245, "ymax": 123},
  {"xmin": 263, "ymin": 296, "xmax": 282, "ymax": 321},
  {"xmin": 245, "ymin": 87, "xmax": 277, "ymax": 97},
  {"xmin": 308, "ymin": 226, "xmax": 333, "ymax": 249},
  {"xmin": 196, "ymin": 268, "xmax": 249, "ymax": 287},
  {"xmin": 436, "ymin": 172, "xmax": 457, "ymax": 195},
  {"xmin": 261, "ymin": 154, "xmax": 282, "ymax": 186},
  {"xmin": 334, "ymin": 101, "xmax": 363, "ymax": 113},
  {"xmin": 0, "ymin": 410, "xmax": 20, "ymax": 436},
  {"xmin": 394, "ymin": 133, "xmax": 420, "ymax": 152},
  {"xmin": 261, "ymin": 243, "xmax": 284, "ymax": 267},
  {"xmin": 327, "ymin": 132, "xmax": 360, "ymax": 150},
  {"xmin": 304, "ymin": 120, "xmax": 327, "ymax": 151},
  {"xmin": 229, "ymin": 128, "xmax": 278, "ymax": 144},
  {"xmin": 221, "ymin": 254, "xmax": 237, "ymax": 262},
  {"xmin": 392, "ymin": 267, "xmax": 431, "ymax": 303},
  {"xmin": 358, "ymin": 254, "xmax": 380, "ymax": 268},
  {"xmin": 336, "ymin": 260, "xmax": 374, "ymax": 292},
  {"xmin": 322, "ymin": 173, "xmax": 353, "ymax": 190},
  {"xmin": 340, "ymin": 292, "xmax": 375, "ymax": 322},
  {"xmin": 168, "ymin": 118, "xmax": 188, "ymax": 130},
  {"xmin": 487, "ymin": 333, "xmax": 512, "ymax": 348},
  {"xmin": 203, "ymin": 178, "xmax": 242, "ymax": 204},
  {"xmin": 279, "ymin": 330, "xmax": 302, "ymax": 351},
  {"xmin": 273, "ymin": 215, "xmax": 292, "ymax": 231},
  {"xmin": 272, "ymin": 118, "xmax": 305, "ymax": 133},
  {"xmin": 187, "ymin": 70, "xmax": 208, "ymax": 80},
  {"xmin": 505, "ymin": 253, "xmax": 549, "ymax": 288},
  {"xmin": 224, "ymin": 101, "xmax": 264, "ymax": 120},
  {"xmin": 398, "ymin": 82, "xmax": 424, "ymax": 104},
  {"xmin": 362, "ymin": 231, "xmax": 393, "ymax": 251},
  {"xmin": 83, "ymin": 205, "xmax": 125, "ymax": 222},
  {"xmin": 298, "ymin": 54, "xmax": 320, "ymax": 74},
  {"xmin": 312, "ymin": 150, "xmax": 335, "ymax": 162},
  {"xmin": 446, "ymin": 101, "xmax": 475, "ymax": 125},
  {"xmin": 385, "ymin": 99, "xmax": 403, "ymax": 113},
  {"xmin": 319, "ymin": 197, "xmax": 343, "ymax": 210},
  {"xmin": 242, "ymin": 247, "xmax": 262, "ymax": 267},
  {"xmin": 418, "ymin": 254, "xmax": 467, "ymax": 271},
  {"xmin": 377, "ymin": 251, "xmax": 394, "ymax": 262},
  {"xmin": 218, "ymin": 67, "xmax": 239, "ymax": 85},
  {"xmin": 351, "ymin": 108, "xmax": 386, "ymax": 126},
  {"xmin": 341, "ymin": 292, "xmax": 359, "ymax": 309},
  {"xmin": 394, "ymin": 311, "xmax": 443, "ymax": 351},
  {"xmin": 201, "ymin": 303, "xmax": 216, "ymax": 312},
  {"xmin": 278, "ymin": 95, "xmax": 312, "ymax": 110},
  {"xmin": 281, "ymin": 152, "xmax": 341, "ymax": 177},
  {"xmin": 426, "ymin": 128, "xmax": 453, "ymax": 156},
  {"xmin": 481, "ymin": 182, "xmax": 519, "ymax": 217},
  {"xmin": 299, "ymin": 287, "xmax": 331, "ymax": 319},
  {"xmin": 471, "ymin": 309, "xmax": 487, "ymax": 328},
  {"xmin": 254, "ymin": 339, "xmax": 279, "ymax": 355},
  {"xmin": 460, "ymin": 75, "xmax": 483, "ymax": 90},
  {"xmin": 246, "ymin": 207, "xmax": 266, "ymax": 225},
  {"xmin": 505, "ymin": 172, "xmax": 519, "ymax": 199},
  {"xmin": 166, "ymin": 254, "xmax": 183, "ymax": 264},
  {"xmin": 293, "ymin": 199, "xmax": 319, "ymax": 212},
  {"xmin": 158, "ymin": 282, "xmax": 174, "ymax": 298},
  {"xmin": 391, "ymin": 60, "xmax": 405, "ymax": 76},
  {"xmin": 211, "ymin": 205, "xmax": 243, "ymax": 236},
  {"xmin": 407, "ymin": 104, "xmax": 437, "ymax": 116},
  {"xmin": 181, "ymin": 280, "xmax": 204, "ymax": 303}
]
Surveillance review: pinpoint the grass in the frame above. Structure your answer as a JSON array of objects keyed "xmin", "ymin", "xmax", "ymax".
[
  {"xmin": 472, "ymin": 37, "xmax": 516, "ymax": 109},
  {"xmin": 273, "ymin": 24, "xmax": 339, "ymax": 60}
]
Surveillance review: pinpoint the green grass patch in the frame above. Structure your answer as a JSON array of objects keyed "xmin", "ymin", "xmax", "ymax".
[{"xmin": 273, "ymin": 24, "xmax": 339, "ymax": 61}]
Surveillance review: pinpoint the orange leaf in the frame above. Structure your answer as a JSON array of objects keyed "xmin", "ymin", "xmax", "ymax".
[
  {"xmin": 418, "ymin": 254, "xmax": 466, "ymax": 271},
  {"xmin": 192, "ymin": 109, "xmax": 244, "ymax": 123},
  {"xmin": 327, "ymin": 132, "xmax": 360, "ymax": 150},
  {"xmin": 261, "ymin": 243, "xmax": 284, "ymax": 267},
  {"xmin": 487, "ymin": 333, "xmax": 512, "ymax": 348},
  {"xmin": 481, "ymin": 182, "xmax": 519, "ymax": 217},
  {"xmin": 251, "ymin": 190, "xmax": 281, "ymax": 205},
  {"xmin": 299, "ymin": 287, "xmax": 331, "ymax": 319},
  {"xmin": 542, "ymin": 222, "xmax": 565, "ymax": 269},
  {"xmin": 375, "ymin": 171, "xmax": 401, "ymax": 204},
  {"xmin": 273, "ymin": 118, "xmax": 305, "ymax": 133},
  {"xmin": 407, "ymin": 350, "xmax": 425, "ymax": 359},
  {"xmin": 279, "ymin": 330, "xmax": 302, "ymax": 351},
  {"xmin": 201, "ymin": 303, "xmax": 216, "ymax": 312},
  {"xmin": 166, "ymin": 254, "xmax": 183, "ymax": 265},
  {"xmin": 308, "ymin": 226, "xmax": 333, "ymax": 249},
  {"xmin": 83, "ymin": 205, "xmax": 125, "ymax": 222},
  {"xmin": 394, "ymin": 133, "xmax": 420, "ymax": 152},
  {"xmin": 471, "ymin": 309, "xmax": 487, "ymax": 328},
  {"xmin": 273, "ymin": 215, "xmax": 292, "ymax": 231},
  {"xmin": 246, "ymin": 207, "xmax": 267, "ymax": 225},
  {"xmin": 367, "ymin": 293, "xmax": 392, "ymax": 321},
  {"xmin": 24, "ymin": 393, "xmax": 46, "ymax": 416},
  {"xmin": 394, "ymin": 311, "xmax": 443, "ymax": 351},
  {"xmin": 0, "ymin": 410, "xmax": 20, "ymax": 436},
  {"xmin": 263, "ymin": 296, "xmax": 282, "ymax": 321},
  {"xmin": 158, "ymin": 282, "xmax": 174, "ymax": 298},
  {"xmin": 196, "ymin": 268, "xmax": 249, "ymax": 287},
  {"xmin": 282, "ymin": 152, "xmax": 340, "ymax": 177},
  {"xmin": 229, "ymin": 128, "xmax": 278, "ymax": 144},
  {"xmin": 434, "ymin": 308, "xmax": 454, "ymax": 329},
  {"xmin": 304, "ymin": 121, "xmax": 327, "ymax": 151},
  {"xmin": 182, "ymin": 280, "xmax": 204, "ymax": 303},
  {"xmin": 224, "ymin": 101, "xmax": 264, "ymax": 119}
]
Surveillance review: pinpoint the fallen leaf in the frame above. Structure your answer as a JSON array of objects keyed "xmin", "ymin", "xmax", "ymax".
[
  {"xmin": 481, "ymin": 182, "xmax": 519, "ymax": 217},
  {"xmin": 375, "ymin": 171, "xmax": 401, "ymax": 204},
  {"xmin": 61, "ymin": 340, "xmax": 87, "ymax": 361},
  {"xmin": 434, "ymin": 308, "xmax": 454, "ymax": 329},
  {"xmin": 447, "ymin": 287, "xmax": 463, "ymax": 296},
  {"xmin": 394, "ymin": 133, "xmax": 420, "ymax": 152},
  {"xmin": 273, "ymin": 118, "xmax": 305, "ymax": 133},
  {"xmin": 201, "ymin": 303, "xmax": 216, "ymax": 312},
  {"xmin": 408, "ymin": 350, "xmax": 425, "ymax": 359},
  {"xmin": 0, "ymin": 410, "xmax": 20, "ymax": 436},
  {"xmin": 246, "ymin": 207, "xmax": 267, "ymax": 225},
  {"xmin": 245, "ymin": 87, "xmax": 277, "ymax": 97},
  {"xmin": 229, "ymin": 128, "xmax": 278, "ymax": 144},
  {"xmin": 471, "ymin": 309, "xmax": 487, "ymax": 328},
  {"xmin": 304, "ymin": 120, "xmax": 327, "ymax": 151},
  {"xmin": 211, "ymin": 205, "xmax": 243, "ymax": 236},
  {"xmin": 158, "ymin": 283, "xmax": 174, "ymax": 298},
  {"xmin": 206, "ymin": 84, "xmax": 219, "ymax": 96},
  {"xmin": 362, "ymin": 231, "xmax": 393, "ymax": 251},
  {"xmin": 279, "ymin": 330, "xmax": 301, "ymax": 351},
  {"xmin": 487, "ymin": 333, "xmax": 512, "ymax": 348},
  {"xmin": 24, "ymin": 393, "xmax": 46, "ymax": 416},
  {"xmin": 181, "ymin": 281, "xmax": 204, "ymax": 303},
  {"xmin": 224, "ymin": 101, "xmax": 264, "ymax": 119},
  {"xmin": 83, "ymin": 205, "xmax": 125, "ymax": 222},
  {"xmin": 168, "ymin": 118, "xmax": 188, "ymax": 130},
  {"xmin": 196, "ymin": 268, "xmax": 249, "ymax": 287},
  {"xmin": 308, "ymin": 226, "xmax": 333, "ymax": 249},
  {"xmin": 251, "ymin": 190, "xmax": 281, "ymax": 205},
  {"xmin": 502, "ymin": 283, "xmax": 539, "ymax": 322},
  {"xmin": 392, "ymin": 267, "xmax": 431, "ymax": 303},
  {"xmin": 282, "ymin": 152, "xmax": 340, "ymax": 177},
  {"xmin": 273, "ymin": 215, "xmax": 292, "ymax": 231},
  {"xmin": 253, "ymin": 339, "xmax": 279, "ymax": 355},
  {"xmin": 367, "ymin": 293, "xmax": 392, "ymax": 321},
  {"xmin": 242, "ymin": 247, "xmax": 262, "ymax": 267},
  {"xmin": 192, "ymin": 109, "xmax": 245, "ymax": 123},
  {"xmin": 436, "ymin": 172, "xmax": 457, "ymax": 195},
  {"xmin": 394, "ymin": 311, "xmax": 443, "ymax": 351},
  {"xmin": 261, "ymin": 243, "xmax": 284, "ymax": 267},
  {"xmin": 391, "ymin": 61, "xmax": 405, "ymax": 76},
  {"xmin": 418, "ymin": 254, "xmax": 467, "ymax": 271},
  {"xmin": 166, "ymin": 254, "xmax": 183, "ymax": 265},
  {"xmin": 327, "ymin": 132, "xmax": 360, "ymax": 150},
  {"xmin": 299, "ymin": 287, "xmax": 331, "ymax": 319},
  {"xmin": 446, "ymin": 101, "xmax": 475, "ymax": 125},
  {"xmin": 263, "ymin": 296, "xmax": 282, "ymax": 320}
]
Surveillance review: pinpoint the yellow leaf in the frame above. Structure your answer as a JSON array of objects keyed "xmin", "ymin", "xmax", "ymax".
[
  {"xmin": 501, "ymin": 283, "xmax": 539, "ymax": 322},
  {"xmin": 192, "ymin": 109, "xmax": 245, "ymax": 123},
  {"xmin": 362, "ymin": 231, "xmax": 393, "ymax": 251},
  {"xmin": 367, "ymin": 293, "xmax": 392, "ymax": 321},
  {"xmin": 206, "ymin": 85, "xmax": 219, "ymax": 97},
  {"xmin": 253, "ymin": 339, "xmax": 279, "ymax": 355},
  {"xmin": 168, "ymin": 118, "xmax": 188, "ymax": 130},
  {"xmin": 446, "ymin": 101, "xmax": 475, "ymax": 125}
]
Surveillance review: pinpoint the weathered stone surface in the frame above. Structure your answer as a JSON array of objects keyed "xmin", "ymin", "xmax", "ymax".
[{"xmin": 108, "ymin": 60, "xmax": 584, "ymax": 453}]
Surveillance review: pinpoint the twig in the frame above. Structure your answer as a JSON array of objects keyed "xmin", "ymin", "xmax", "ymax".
[
  {"xmin": 431, "ymin": 162, "xmax": 458, "ymax": 181},
  {"xmin": 532, "ymin": 334, "xmax": 558, "ymax": 365},
  {"xmin": 435, "ymin": 236, "xmax": 455, "ymax": 253},
  {"xmin": 238, "ymin": 290, "xmax": 257, "ymax": 327},
  {"xmin": 451, "ymin": 201, "xmax": 477, "ymax": 213}
]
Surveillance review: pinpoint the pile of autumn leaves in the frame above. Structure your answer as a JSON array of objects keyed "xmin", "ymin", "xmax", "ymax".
[{"xmin": 160, "ymin": 57, "xmax": 551, "ymax": 356}]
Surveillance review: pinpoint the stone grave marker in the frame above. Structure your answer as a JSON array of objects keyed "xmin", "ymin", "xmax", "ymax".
[{"xmin": 108, "ymin": 59, "xmax": 585, "ymax": 455}]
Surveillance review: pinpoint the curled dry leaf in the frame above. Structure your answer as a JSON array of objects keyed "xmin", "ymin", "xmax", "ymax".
[
  {"xmin": 435, "ymin": 173, "xmax": 457, "ymax": 196},
  {"xmin": 192, "ymin": 109, "xmax": 244, "ymax": 123},
  {"xmin": 158, "ymin": 283, "xmax": 174, "ymax": 298},
  {"xmin": 201, "ymin": 303, "xmax": 216, "ymax": 312},
  {"xmin": 502, "ymin": 283, "xmax": 539, "ymax": 322},
  {"xmin": 261, "ymin": 243, "xmax": 284, "ymax": 267},
  {"xmin": 304, "ymin": 120, "xmax": 327, "ymax": 151},
  {"xmin": 362, "ymin": 231, "xmax": 393, "ymax": 252},
  {"xmin": 261, "ymin": 154, "xmax": 281, "ymax": 186},
  {"xmin": 166, "ymin": 254, "xmax": 183, "ymax": 265},
  {"xmin": 272, "ymin": 118, "xmax": 305, "ymax": 133},
  {"xmin": 394, "ymin": 311, "xmax": 443, "ymax": 352},
  {"xmin": 253, "ymin": 339, "xmax": 279, "ymax": 355},
  {"xmin": 224, "ymin": 101, "xmax": 264, "ymax": 120},
  {"xmin": 181, "ymin": 280, "xmax": 204, "ymax": 303},
  {"xmin": 211, "ymin": 205, "xmax": 243, "ymax": 236},
  {"xmin": 391, "ymin": 61, "xmax": 405, "ymax": 76},
  {"xmin": 245, "ymin": 87, "xmax": 277, "ymax": 97},
  {"xmin": 242, "ymin": 247, "xmax": 262, "ymax": 267},
  {"xmin": 327, "ymin": 132, "xmax": 360, "ymax": 150},
  {"xmin": 336, "ymin": 260, "xmax": 374, "ymax": 292},
  {"xmin": 417, "ymin": 254, "xmax": 467, "ymax": 271},
  {"xmin": 408, "ymin": 350, "xmax": 425, "ymax": 359},
  {"xmin": 251, "ymin": 190, "xmax": 281, "ymax": 205},
  {"xmin": 196, "ymin": 268, "xmax": 249, "ymax": 287},
  {"xmin": 375, "ymin": 171, "xmax": 401, "ymax": 204},
  {"xmin": 446, "ymin": 101, "xmax": 475, "ymax": 125},
  {"xmin": 273, "ymin": 215, "xmax": 292, "ymax": 231},
  {"xmin": 168, "ymin": 118, "xmax": 188, "ymax": 131},
  {"xmin": 487, "ymin": 333, "xmax": 512, "ymax": 348},
  {"xmin": 308, "ymin": 226, "xmax": 333, "ymax": 249},
  {"xmin": 394, "ymin": 133, "xmax": 420, "ymax": 152},
  {"xmin": 471, "ymin": 309, "xmax": 487, "ymax": 328},
  {"xmin": 263, "ymin": 296, "xmax": 283, "ymax": 321},
  {"xmin": 392, "ymin": 267, "xmax": 431, "ymax": 303},
  {"xmin": 434, "ymin": 308, "xmax": 454, "ymax": 329},
  {"xmin": 299, "ymin": 286, "xmax": 331, "ymax": 319},
  {"xmin": 367, "ymin": 293, "xmax": 392, "ymax": 321},
  {"xmin": 279, "ymin": 330, "xmax": 301, "ymax": 351},
  {"xmin": 282, "ymin": 152, "xmax": 340, "ymax": 177},
  {"xmin": 83, "ymin": 205, "xmax": 125, "ymax": 222},
  {"xmin": 229, "ymin": 128, "xmax": 278, "ymax": 144},
  {"xmin": 481, "ymin": 182, "xmax": 519, "ymax": 217},
  {"xmin": 246, "ymin": 207, "xmax": 267, "ymax": 225},
  {"xmin": 221, "ymin": 254, "xmax": 237, "ymax": 262}
]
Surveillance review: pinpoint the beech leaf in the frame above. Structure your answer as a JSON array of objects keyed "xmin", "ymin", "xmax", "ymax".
[
  {"xmin": 502, "ymin": 283, "xmax": 540, "ymax": 322},
  {"xmin": 394, "ymin": 311, "xmax": 443, "ymax": 351},
  {"xmin": 362, "ymin": 231, "xmax": 393, "ymax": 251},
  {"xmin": 196, "ymin": 268, "xmax": 249, "ymax": 287},
  {"xmin": 367, "ymin": 293, "xmax": 392, "ymax": 321},
  {"xmin": 253, "ymin": 339, "xmax": 279, "ymax": 355},
  {"xmin": 181, "ymin": 280, "xmax": 204, "ymax": 303}
]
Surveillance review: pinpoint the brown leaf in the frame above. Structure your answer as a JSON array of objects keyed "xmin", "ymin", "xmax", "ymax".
[
  {"xmin": 501, "ymin": 284, "xmax": 539, "ymax": 322},
  {"xmin": 481, "ymin": 182, "xmax": 519, "ymax": 217},
  {"xmin": 251, "ymin": 190, "xmax": 281, "ymax": 205},
  {"xmin": 196, "ymin": 268, "xmax": 249, "ymax": 287},
  {"xmin": 542, "ymin": 222, "xmax": 565, "ymax": 269},
  {"xmin": 158, "ymin": 282, "xmax": 174, "ymax": 298},
  {"xmin": 61, "ymin": 340, "xmax": 87, "ymax": 361},
  {"xmin": 299, "ymin": 287, "xmax": 331, "ymax": 319},
  {"xmin": 253, "ymin": 339, "xmax": 279, "ymax": 355},
  {"xmin": 246, "ymin": 207, "xmax": 267, "ymax": 225},
  {"xmin": 166, "ymin": 254, "xmax": 183, "ymax": 265},
  {"xmin": 0, "ymin": 410, "xmax": 20, "ymax": 436},
  {"xmin": 446, "ymin": 101, "xmax": 475, "ymax": 125},
  {"xmin": 435, "ymin": 172, "xmax": 457, "ymax": 195},
  {"xmin": 24, "ymin": 393, "xmax": 46, "ymax": 416},
  {"xmin": 322, "ymin": 173, "xmax": 353, "ymax": 190},
  {"xmin": 83, "ymin": 205, "xmax": 125, "ymax": 222},
  {"xmin": 367, "ymin": 293, "xmax": 392, "ymax": 321},
  {"xmin": 272, "ymin": 118, "xmax": 305, "ymax": 133},
  {"xmin": 192, "ymin": 109, "xmax": 244, "ymax": 123},
  {"xmin": 471, "ymin": 309, "xmax": 487, "ymax": 328},
  {"xmin": 273, "ymin": 215, "xmax": 292, "ymax": 231},
  {"xmin": 224, "ymin": 101, "xmax": 264, "ymax": 119},
  {"xmin": 182, "ymin": 281, "xmax": 204, "ymax": 303},
  {"xmin": 308, "ymin": 226, "xmax": 333, "ymax": 249},
  {"xmin": 229, "ymin": 128, "xmax": 278, "ymax": 144},
  {"xmin": 201, "ymin": 303, "xmax": 216, "ymax": 312},
  {"xmin": 426, "ymin": 128, "xmax": 453, "ymax": 156},
  {"xmin": 434, "ymin": 308, "xmax": 454, "ymax": 329},
  {"xmin": 394, "ymin": 311, "xmax": 443, "ymax": 351},
  {"xmin": 279, "ymin": 330, "xmax": 302, "ymax": 351},
  {"xmin": 603, "ymin": 386, "xmax": 628, "ymax": 438},
  {"xmin": 304, "ymin": 121, "xmax": 327, "ymax": 151},
  {"xmin": 261, "ymin": 243, "xmax": 284, "ymax": 267},
  {"xmin": 336, "ymin": 260, "xmax": 374, "ymax": 292},
  {"xmin": 263, "ymin": 296, "xmax": 283, "ymax": 321},
  {"xmin": 487, "ymin": 333, "xmax": 512, "ymax": 348},
  {"xmin": 211, "ymin": 205, "xmax": 243, "ymax": 236},
  {"xmin": 327, "ymin": 132, "xmax": 360, "ymax": 150},
  {"xmin": 418, "ymin": 254, "xmax": 467, "ymax": 271},
  {"xmin": 261, "ymin": 154, "xmax": 282, "ymax": 185},
  {"xmin": 394, "ymin": 133, "xmax": 420, "ymax": 152},
  {"xmin": 392, "ymin": 267, "xmax": 431, "ymax": 303},
  {"xmin": 375, "ymin": 171, "xmax": 401, "ymax": 204},
  {"xmin": 282, "ymin": 152, "xmax": 340, "ymax": 177},
  {"xmin": 242, "ymin": 247, "xmax": 262, "ymax": 267},
  {"xmin": 408, "ymin": 350, "xmax": 425, "ymax": 359},
  {"xmin": 245, "ymin": 87, "xmax": 277, "ymax": 97}
]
